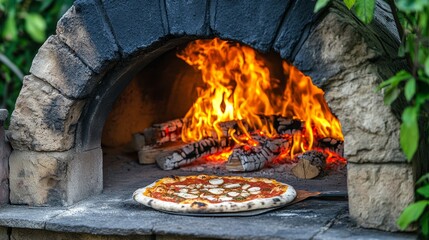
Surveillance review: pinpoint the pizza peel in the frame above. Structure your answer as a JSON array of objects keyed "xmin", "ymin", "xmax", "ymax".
[{"xmin": 156, "ymin": 190, "xmax": 348, "ymax": 217}]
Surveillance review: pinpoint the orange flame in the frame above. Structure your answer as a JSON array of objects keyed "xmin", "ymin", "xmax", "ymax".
[{"xmin": 177, "ymin": 38, "xmax": 343, "ymax": 157}]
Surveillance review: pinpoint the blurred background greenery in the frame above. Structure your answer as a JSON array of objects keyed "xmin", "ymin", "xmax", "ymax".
[{"xmin": 0, "ymin": 0, "xmax": 73, "ymax": 122}]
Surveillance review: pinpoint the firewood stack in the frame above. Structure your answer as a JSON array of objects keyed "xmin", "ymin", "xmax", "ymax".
[{"xmin": 133, "ymin": 116, "xmax": 344, "ymax": 175}]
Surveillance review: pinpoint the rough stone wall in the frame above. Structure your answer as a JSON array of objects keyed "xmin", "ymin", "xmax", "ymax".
[
  {"xmin": 6, "ymin": 0, "xmax": 414, "ymax": 232},
  {"xmin": 0, "ymin": 109, "xmax": 11, "ymax": 205}
]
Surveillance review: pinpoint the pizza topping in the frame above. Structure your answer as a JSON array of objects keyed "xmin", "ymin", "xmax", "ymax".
[
  {"xmin": 240, "ymin": 191, "xmax": 250, "ymax": 197},
  {"xmin": 219, "ymin": 195, "xmax": 233, "ymax": 201},
  {"xmin": 224, "ymin": 183, "xmax": 241, "ymax": 189},
  {"xmin": 209, "ymin": 178, "xmax": 224, "ymax": 185},
  {"xmin": 227, "ymin": 191, "xmax": 240, "ymax": 197},
  {"xmin": 176, "ymin": 192, "xmax": 199, "ymax": 199},
  {"xmin": 248, "ymin": 187, "xmax": 261, "ymax": 192},
  {"xmin": 189, "ymin": 189, "xmax": 200, "ymax": 194},
  {"xmin": 208, "ymin": 188, "xmax": 224, "ymax": 195},
  {"xmin": 140, "ymin": 175, "xmax": 293, "ymax": 205}
]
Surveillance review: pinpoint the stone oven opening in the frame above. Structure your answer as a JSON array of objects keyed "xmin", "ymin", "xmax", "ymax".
[
  {"xmin": 101, "ymin": 38, "xmax": 346, "ymax": 178},
  {"xmin": 3, "ymin": 0, "xmax": 418, "ymax": 236}
]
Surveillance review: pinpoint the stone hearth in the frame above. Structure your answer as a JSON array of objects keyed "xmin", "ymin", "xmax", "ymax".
[{"xmin": 3, "ymin": 0, "xmax": 416, "ymax": 234}]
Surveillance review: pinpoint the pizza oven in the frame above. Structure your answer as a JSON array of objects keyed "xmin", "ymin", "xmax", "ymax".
[{"xmin": 2, "ymin": 0, "xmax": 422, "ymax": 238}]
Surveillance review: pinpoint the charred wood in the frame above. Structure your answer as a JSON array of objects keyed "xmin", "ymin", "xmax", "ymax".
[
  {"xmin": 156, "ymin": 137, "xmax": 232, "ymax": 170},
  {"xmin": 317, "ymin": 137, "xmax": 344, "ymax": 156},
  {"xmin": 291, "ymin": 150, "xmax": 326, "ymax": 179},
  {"xmin": 142, "ymin": 119, "xmax": 184, "ymax": 145},
  {"xmin": 138, "ymin": 142, "xmax": 187, "ymax": 165},
  {"xmin": 226, "ymin": 136, "xmax": 290, "ymax": 172}
]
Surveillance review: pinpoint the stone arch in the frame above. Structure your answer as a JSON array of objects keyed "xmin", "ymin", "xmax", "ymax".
[{"xmin": 6, "ymin": 0, "xmax": 413, "ymax": 231}]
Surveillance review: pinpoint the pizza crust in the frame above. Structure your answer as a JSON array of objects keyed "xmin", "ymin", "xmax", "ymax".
[{"xmin": 133, "ymin": 176, "xmax": 296, "ymax": 213}]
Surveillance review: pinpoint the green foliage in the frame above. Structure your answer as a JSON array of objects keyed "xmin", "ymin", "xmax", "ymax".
[
  {"xmin": 353, "ymin": 0, "xmax": 375, "ymax": 24},
  {"xmin": 398, "ymin": 174, "xmax": 429, "ymax": 236},
  {"xmin": 315, "ymin": 0, "xmax": 429, "ymax": 236},
  {"xmin": 0, "ymin": 0, "xmax": 73, "ymax": 122}
]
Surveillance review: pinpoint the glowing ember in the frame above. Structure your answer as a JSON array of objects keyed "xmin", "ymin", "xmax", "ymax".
[{"xmin": 177, "ymin": 38, "xmax": 345, "ymax": 165}]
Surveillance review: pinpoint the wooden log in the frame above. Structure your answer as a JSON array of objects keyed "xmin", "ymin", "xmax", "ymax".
[
  {"xmin": 156, "ymin": 137, "xmax": 232, "ymax": 170},
  {"xmin": 138, "ymin": 142, "xmax": 188, "ymax": 164},
  {"xmin": 226, "ymin": 136, "xmax": 290, "ymax": 172},
  {"xmin": 317, "ymin": 137, "xmax": 344, "ymax": 157},
  {"xmin": 291, "ymin": 150, "xmax": 326, "ymax": 179},
  {"xmin": 142, "ymin": 119, "xmax": 184, "ymax": 145}
]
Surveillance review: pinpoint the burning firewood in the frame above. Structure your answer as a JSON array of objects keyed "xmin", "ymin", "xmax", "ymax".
[
  {"xmin": 291, "ymin": 150, "xmax": 326, "ymax": 179},
  {"xmin": 226, "ymin": 136, "xmax": 290, "ymax": 172},
  {"xmin": 156, "ymin": 137, "xmax": 232, "ymax": 170},
  {"xmin": 134, "ymin": 119, "xmax": 184, "ymax": 147},
  {"xmin": 317, "ymin": 137, "xmax": 344, "ymax": 157}
]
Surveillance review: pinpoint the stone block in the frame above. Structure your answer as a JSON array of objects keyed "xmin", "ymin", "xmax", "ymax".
[
  {"xmin": 9, "ymin": 148, "xmax": 102, "ymax": 206},
  {"xmin": 347, "ymin": 163, "xmax": 415, "ymax": 231},
  {"xmin": 157, "ymin": 235, "xmax": 219, "ymax": 240},
  {"xmin": 0, "ymin": 109, "xmax": 11, "ymax": 205},
  {"xmin": 102, "ymin": 0, "xmax": 166, "ymax": 56},
  {"xmin": 293, "ymin": 10, "xmax": 380, "ymax": 86},
  {"xmin": 165, "ymin": 0, "xmax": 208, "ymax": 36},
  {"xmin": 0, "ymin": 226, "xmax": 8, "ymax": 240},
  {"xmin": 324, "ymin": 65, "xmax": 406, "ymax": 164},
  {"xmin": 8, "ymin": 75, "xmax": 84, "ymax": 152},
  {"xmin": 30, "ymin": 35, "xmax": 98, "ymax": 99},
  {"xmin": 211, "ymin": 0, "xmax": 290, "ymax": 52},
  {"xmin": 57, "ymin": 0, "xmax": 119, "ymax": 73},
  {"xmin": 274, "ymin": 0, "xmax": 319, "ymax": 59},
  {"xmin": 11, "ymin": 228, "xmax": 151, "ymax": 240}
]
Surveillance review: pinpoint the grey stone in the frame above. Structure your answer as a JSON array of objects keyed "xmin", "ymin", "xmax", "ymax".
[
  {"xmin": 9, "ymin": 148, "xmax": 102, "ymax": 206},
  {"xmin": 11, "ymin": 228, "xmax": 151, "ymax": 240},
  {"xmin": 0, "ymin": 116, "xmax": 11, "ymax": 205},
  {"xmin": 293, "ymin": 10, "xmax": 380, "ymax": 86},
  {"xmin": 165, "ymin": 0, "xmax": 208, "ymax": 36},
  {"xmin": 314, "ymin": 210, "xmax": 417, "ymax": 240},
  {"xmin": 274, "ymin": 0, "xmax": 319, "ymax": 59},
  {"xmin": 0, "ymin": 109, "xmax": 7, "ymax": 122},
  {"xmin": 347, "ymin": 163, "xmax": 415, "ymax": 232},
  {"xmin": 0, "ymin": 226, "xmax": 8, "ymax": 240},
  {"xmin": 211, "ymin": 0, "xmax": 290, "ymax": 52},
  {"xmin": 30, "ymin": 35, "xmax": 98, "ymax": 99},
  {"xmin": 0, "ymin": 205, "xmax": 64, "ymax": 229},
  {"xmin": 57, "ymin": 0, "xmax": 119, "ymax": 73},
  {"xmin": 101, "ymin": 0, "xmax": 166, "ymax": 56},
  {"xmin": 7, "ymin": 75, "xmax": 85, "ymax": 151},
  {"xmin": 324, "ymin": 65, "xmax": 406, "ymax": 164}
]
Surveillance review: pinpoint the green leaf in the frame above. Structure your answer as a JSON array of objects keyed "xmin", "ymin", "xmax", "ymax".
[
  {"xmin": 397, "ymin": 200, "xmax": 429, "ymax": 230},
  {"xmin": 417, "ymin": 185, "xmax": 429, "ymax": 198},
  {"xmin": 314, "ymin": 0, "xmax": 330, "ymax": 12},
  {"xmin": 344, "ymin": 0, "xmax": 356, "ymax": 9},
  {"xmin": 383, "ymin": 86, "xmax": 401, "ymax": 105},
  {"xmin": 422, "ymin": 211, "xmax": 429, "ymax": 236},
  {"xmin": 40, "ymin": 0, "xmax": 54, "ymax": 11},
  {"xmin": 2, "ymin": 11, "xmax": 17, "ymax": 41},
  {"xmin": 400, "ymin": 106, "xmax": 419, "ymax": 160},
  {"xmin": 377, "ymin": 70, "xmax": 412, "ymax": 90},
  {"xmin": 425, "ymin": 56, "xmax": 429, "ymax": 76},
  {"xmin": 353, "ymin": 0, "xmax": 375, "ymax": 24},
  {"xmin": 24, "ymin": 13, "xmax": 47, "ymax": 43},
  {"xmin": 404, "ymin": 78, "xmax": 416, "ymax": 101},
  {"xmin": 417, "ymin": 173, "xmax": 429, "ymax": 185},
  {"xmin": 396, "ymin": 0, "xmax": 429, "ymax": 12}
]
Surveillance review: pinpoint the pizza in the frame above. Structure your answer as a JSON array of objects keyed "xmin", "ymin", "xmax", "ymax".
[{"xmin": 133, "ymin": 175, "xmax": 296, "ymax": 213}]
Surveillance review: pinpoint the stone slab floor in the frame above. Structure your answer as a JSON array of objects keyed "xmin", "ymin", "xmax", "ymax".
[{"xmin": 0, "ymin": 153, "xmax": 416, "ymax": 240}]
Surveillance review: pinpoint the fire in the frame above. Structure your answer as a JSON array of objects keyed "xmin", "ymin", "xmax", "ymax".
[{"xmin": 177, "ymin": 38, "xmax": 344, "ymax": 160}]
